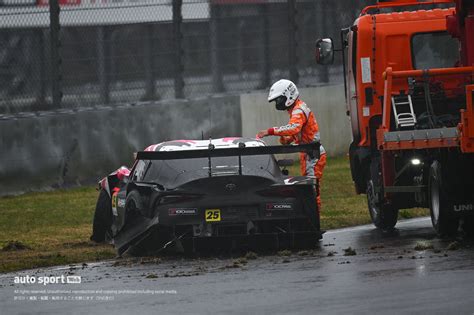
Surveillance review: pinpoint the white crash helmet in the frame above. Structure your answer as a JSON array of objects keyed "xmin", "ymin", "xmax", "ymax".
[{"xmin": 267, "ymin": 79, "xmax": 299, "ymax": 108}]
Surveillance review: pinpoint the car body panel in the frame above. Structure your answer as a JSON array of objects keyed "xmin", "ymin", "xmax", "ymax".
[{"xmin": 93, "ymin": 137, "xmax": 322, "ymax": 254}]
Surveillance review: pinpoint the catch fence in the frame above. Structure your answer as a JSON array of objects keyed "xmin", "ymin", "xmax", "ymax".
[{"xmin": 0, "ymin": 0, "xmax": 371, "ymax": 113}]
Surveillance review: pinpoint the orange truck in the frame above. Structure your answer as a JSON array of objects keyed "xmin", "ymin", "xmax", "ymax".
[{"xmin": 316, "ymin": 0, "xmax": 474, "ymax": 236}]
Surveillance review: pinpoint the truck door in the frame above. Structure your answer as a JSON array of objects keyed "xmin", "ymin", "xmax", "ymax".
[{"xmin": 347, "ymin": 29, "xmax": 360, "ymax": 143}]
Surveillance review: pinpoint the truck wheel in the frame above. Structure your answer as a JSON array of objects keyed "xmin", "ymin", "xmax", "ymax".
[
  {"xmin": 90, "ymin": 189, "xmax": 113, "ymax": 243},
  {"xmin": 429, "ymin": 161, "xmax": 458, "ymax": 237},
  {"xmin": 367, "ymin": 179, "xmax": 398, "ymax": 229},
  {"xmin": 461, "ymin": 217, "xmax": 474, "ymax": 238}
]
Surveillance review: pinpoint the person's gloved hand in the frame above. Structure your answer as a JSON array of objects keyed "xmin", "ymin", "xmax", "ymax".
[{"xmin": 256, "ymin": 130, "xmax": 269, "ymax": 139}]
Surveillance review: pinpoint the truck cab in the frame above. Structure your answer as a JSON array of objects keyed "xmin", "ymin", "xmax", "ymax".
[{"xmin": 345, "ymin": 5, "xmax": 458, "ymax": 192}]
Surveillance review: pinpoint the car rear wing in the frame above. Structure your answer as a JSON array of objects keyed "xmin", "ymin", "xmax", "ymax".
[{"xmin": 136, "ymin": 142, "xmax": 321, "ymax": 177}]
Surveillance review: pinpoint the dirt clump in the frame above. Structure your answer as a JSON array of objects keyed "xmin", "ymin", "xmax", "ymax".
[
  {"xmin": 235, "ymin": 257, "xmax": 248, "ymax": 265},
  {"xmin": 2, "ymin": 241, "xmax": 31, "ymax": 251},
  {"xmin": 244, "ymin": 251, "xmax": 258, "ymax": 260},
  {"xmin": 225, "ymin": 261, "xmax": 243, "ymax": 269},
  {"xmin": 414, "ymin": 241, "xmax": 434, "ymax": 251},
  {"xmin": 277, "ymin": 250, "xmax": 292, "ymax": 257},
  {"xmin": 369, "ymin": 244, "xmax": 385, "ymax": 250},
  {"xmin": 139, "ymin": 257, "xmax": 162, "ymax": 265},
  {"xmin": 164, "ymin": 271, "xmax": 201, "ymax": 277},
  {"xmin": 447, "ymin": 241, "xmax": 460, "ymax": 251},
  {"xmin": 338, "ymin": 261, "xmax": 351, "ymax": 265},
  {"xmin": 343, "ymin": 247, "xmax": 357, "ymax": 256}
]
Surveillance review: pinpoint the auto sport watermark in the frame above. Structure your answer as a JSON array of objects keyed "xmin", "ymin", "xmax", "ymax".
[
  {"xmin": 12, "ymin": 289, "xmax": 177, "ymax": 302},
  {"xmin": 14, "ymin": 275, "xmax": 81, "ymax": 285}
]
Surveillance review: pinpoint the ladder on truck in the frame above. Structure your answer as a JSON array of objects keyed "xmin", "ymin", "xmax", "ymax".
[{"xmin": 391, "ymin": 94, "xmax": 416, "ymax": 129}]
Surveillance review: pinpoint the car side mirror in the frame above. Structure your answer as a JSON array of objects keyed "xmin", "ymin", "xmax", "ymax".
[
  {"xmin": 277, "ymin": 159, "xmax": 294, "ymax": 167},
  {"xmin": 315, "ymin": 38, "xmax": 334, "ymax": 65}
]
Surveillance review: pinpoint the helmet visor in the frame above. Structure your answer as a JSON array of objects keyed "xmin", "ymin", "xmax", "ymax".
[{"xmin": 274, "ymin": 95, "xmax": 287, "ymax": 111}]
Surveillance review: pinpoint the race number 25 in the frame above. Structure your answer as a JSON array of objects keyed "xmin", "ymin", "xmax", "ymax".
[{"xmin": 205, "ymin": 209, "xmax": 221, "ymax": 222}]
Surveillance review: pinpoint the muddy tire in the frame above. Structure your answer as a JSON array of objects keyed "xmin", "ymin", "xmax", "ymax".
[
  {"xmin": 461, "ymin": 217, "xmax": 474, "ymax": 238},
  {"xmin": 367, "ymin": 179, "xmax": 398, "ymax": 229},
  {"xmin": 429, "ymin": 161, "xmax": 458, "ymax": 237},
  {"xmin": 125, "ymin": 190, "xmax": 144, "ymax": 222},
  {"xmin": 90, "ymin": 189, "xmax": 113, "ymax": 243}
]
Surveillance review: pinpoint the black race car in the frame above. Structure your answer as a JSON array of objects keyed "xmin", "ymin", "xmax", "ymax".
[{"xmin": 91, "ymin": 137, "xmax": 322, "ymax": 255}]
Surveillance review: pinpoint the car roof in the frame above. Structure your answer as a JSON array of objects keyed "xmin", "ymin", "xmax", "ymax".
[{"xmin": 144, "ymin": 137, "xmax": 265, "ymax": 152}]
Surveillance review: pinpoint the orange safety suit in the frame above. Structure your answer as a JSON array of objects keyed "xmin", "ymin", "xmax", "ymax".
[{"xmin": 267, "ymin": 99, "xmax": 327, "ymax": 212}]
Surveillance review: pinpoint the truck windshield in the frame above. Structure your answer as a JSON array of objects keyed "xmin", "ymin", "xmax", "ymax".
[{"xmin": 412, "ymin": 32, "xmax": 459, "ymax": 70}]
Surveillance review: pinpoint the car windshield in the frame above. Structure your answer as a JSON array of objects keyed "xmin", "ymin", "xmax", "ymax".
[
  {"xmin": 412, "ymin": 32, "xmax": 459, "ymax": 70},
  {"xmin": 140, "ymin": 155, "xmax": 282, "ymax": 189}
]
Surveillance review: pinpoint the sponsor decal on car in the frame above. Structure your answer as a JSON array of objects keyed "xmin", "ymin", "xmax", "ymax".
[
  {"xmin": 266, "ymin": 203, "xmax": 293, "ymax": 210},
  {"xmin": 117, "ymin": 198, "xmax": 126, "ymax": 208},
  {"xmin": 111, "ymin": 192, "xmax": 119, "ymax": 216},
  {"xmin": 168, "ymin": 208, "xmax": 197, "ymax": 216}
]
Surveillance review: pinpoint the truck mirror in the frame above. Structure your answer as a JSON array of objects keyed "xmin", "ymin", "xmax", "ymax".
[{"xmin": 315, "ymin": 38, "xmax": 334, "ymax": 65}]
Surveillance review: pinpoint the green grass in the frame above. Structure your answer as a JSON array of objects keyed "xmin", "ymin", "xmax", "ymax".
[
  {"xmin": 0, "ymin": 187, "xmax": 115, "ymax": 273},
  {"xmin": 0, "ymin": 156, "xmax": 428, "ymax": 273},
  {"xmin": 288, "ymin": 155, "xmax": 373, "ymax": 229},
  {"xmin": 318, "ymin": 156, "xmax": 375, "ymax": 229}
]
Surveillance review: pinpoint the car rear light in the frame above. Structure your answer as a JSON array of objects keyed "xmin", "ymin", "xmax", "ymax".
[{"xmin": 257, "ymin": 187, "xmax": 297, "ymax": 198}]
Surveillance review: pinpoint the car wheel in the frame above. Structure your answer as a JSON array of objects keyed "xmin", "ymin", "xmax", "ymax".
[
  {"xmin": 90, "ymin": 189, "xmax": 113, "ymax": 243},
  {"xmin": 367, "ymin": 179, "xmax": 398, "ymax": 229},
  {"xmin": 429, "ymin": 161, "xmax": 458, "ymax": 237},
  {"xmin": 125, "ymin": 190, "xmax": 144, "ymax": 222}
]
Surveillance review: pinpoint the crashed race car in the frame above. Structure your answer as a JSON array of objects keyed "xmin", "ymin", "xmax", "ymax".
[{"xmin": 91, "ymin": 137, "xmax": 322, "ymax": 255}]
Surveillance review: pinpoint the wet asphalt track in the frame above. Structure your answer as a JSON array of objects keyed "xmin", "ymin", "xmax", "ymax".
[{"xmin": 1, "ymin": 217, "xmax": 474, "ymax": 315}]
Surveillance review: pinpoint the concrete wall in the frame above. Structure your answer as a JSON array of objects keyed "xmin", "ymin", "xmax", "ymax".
[
  {"xmin": 0, "ymin": 96, "xmax": 241, "ymax": 196},
  {"xmin": 0, "ymin": 84, "xmax": 350, "ymax": 196}
]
